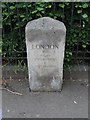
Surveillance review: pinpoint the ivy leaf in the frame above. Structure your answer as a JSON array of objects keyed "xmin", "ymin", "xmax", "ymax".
[
  {"xmin": 69, "ymin": 52, "xmax": 72, "ymax": 56},
  {"xmin": 20, "ymin": 15, "xmax": 25, "ymax": 18},
  {"xmin": 82, "ymin": 14, "xmax": 88, "ymax": 18},
  {"xmin": 59, "ymin": 4, "xmax": 65, "ymax": 8},
  {"xmin": 32, "ymin": 10, "xmax": 37, "ymax": 14},
  {"xmin": 82, "ymin": 3, "xmax": 88, "ymax": 8},
  {"xmin": 2, "ymin": 4, "xmax": 6, "ymax": 8},
  {"xmin": 77, "ymin": 10, "xmax": 82, "ymax": 14},
  {"xmin": 37, "ymin": 7, "xmax": 44, "ymax": 11},
  {"xmin": 47, "ymin": 5, "xmax": 52, "ymax": 8},
  {"xmin": 10, "ymin": 6, "xmax": 15, "ymax": 10},
  {"xmin": 65, "ymin": 3, "xmax": 69, "ymax": 5},
  {"xmin": 82, "ymin": 44, "xmax": 86, "ymax": 48}
]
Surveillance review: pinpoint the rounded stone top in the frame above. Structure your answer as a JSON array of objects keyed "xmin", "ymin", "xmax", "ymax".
[{"xmin": 26, "ymin": 17, "xmax": 66, "ymax": 33}]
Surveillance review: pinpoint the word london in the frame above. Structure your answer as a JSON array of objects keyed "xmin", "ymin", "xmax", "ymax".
[{"xmin": 32, "ymin": 44, "xmax": 59, "ymax": 49}]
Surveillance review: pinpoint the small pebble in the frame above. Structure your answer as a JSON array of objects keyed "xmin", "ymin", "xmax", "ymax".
[
  {"xmin": 74, "ymin": 101, "xmax": 78, "ymax": 104},
  {"xmin": 7, "ymin": 109, "xmax": 10, "ymax": 112}
]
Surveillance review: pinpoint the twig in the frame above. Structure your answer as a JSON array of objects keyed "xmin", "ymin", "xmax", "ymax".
[{"xmin": 0, "ymin": 87, "xmax": 23, "ymax": 96}]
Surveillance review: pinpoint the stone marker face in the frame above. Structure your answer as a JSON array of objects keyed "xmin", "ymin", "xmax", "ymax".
[{"xmin": 26, "ymin": 17, "xmax": 66, "ymax": 91}]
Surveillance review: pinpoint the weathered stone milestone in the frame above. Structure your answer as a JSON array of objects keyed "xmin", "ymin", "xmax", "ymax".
[{"xmin": 26, "ymin": 17, "xmax": 66, "ymax": 91}]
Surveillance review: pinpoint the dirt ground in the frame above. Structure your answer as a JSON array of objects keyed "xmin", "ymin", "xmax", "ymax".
[{"xmin": 2, "ymin": 65, "xmax": 88, "ymax": 118}]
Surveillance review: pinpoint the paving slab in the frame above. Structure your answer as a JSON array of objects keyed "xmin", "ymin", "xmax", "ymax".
[
  {"xmin": 2, "ymin": 77, "xmax": 88, "ymax": 118},
  {"xmin": 2, "ymin": 65, "xmax": 88, "ymax": 118}
]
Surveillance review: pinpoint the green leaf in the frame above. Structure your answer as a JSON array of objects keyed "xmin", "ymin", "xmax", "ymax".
[
  {"xmin": 82, "ymin": 44, "xmax": 86, "ymax": 48},
  {"xmin": 46, "ymin": 4, "xmax": 52, "ymax": 8},
  {"xmin": 28, "ymin": 4, "xmax": 31, "ymax": 7},
  {"xmin": 20, "ymin": 15, "xmax": 25, "ymax": 18},
  {"xmin": 65, "ymin": 3, "xmax": 69, "ymax": 5},
  {"xmin": 77, "ymin": 10, "xmax": 82, "ymax": 14},
  {"xmin": 82, "ymin": 3, "xmax": 88, "ymax": 8},
  {"xmin": 59, "ymin": 4, "xmax": 65, "ymax": 8},
  {"xmin": 22, "ymin": 4, "xmax": 27, "ymax": 8},
  {"xmin": 2, "ymin": 4, "xmax": 6, "ymax": 8},
  {"xmin": 82, "ymin": 14, "xmax": 88, "ymax": 18},
  {"xmin": 69, "ymin": 52, "xmax": 72, "ymax": 56},
  {"xmin": 10, "ymin": 6, "xmax": 15, "ymax": 10},
  {"xmin": 37, "ymin": 7, "xmax": 44, "ymax": 11},
  {"xmin": 32, "ymin": 10, "xmax": 37, "ymax": 14}
]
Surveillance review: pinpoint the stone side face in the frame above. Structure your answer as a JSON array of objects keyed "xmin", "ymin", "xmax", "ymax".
[{"xmin": 26, "ymin": 17, "xmax": 66, "ymax": 91}]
